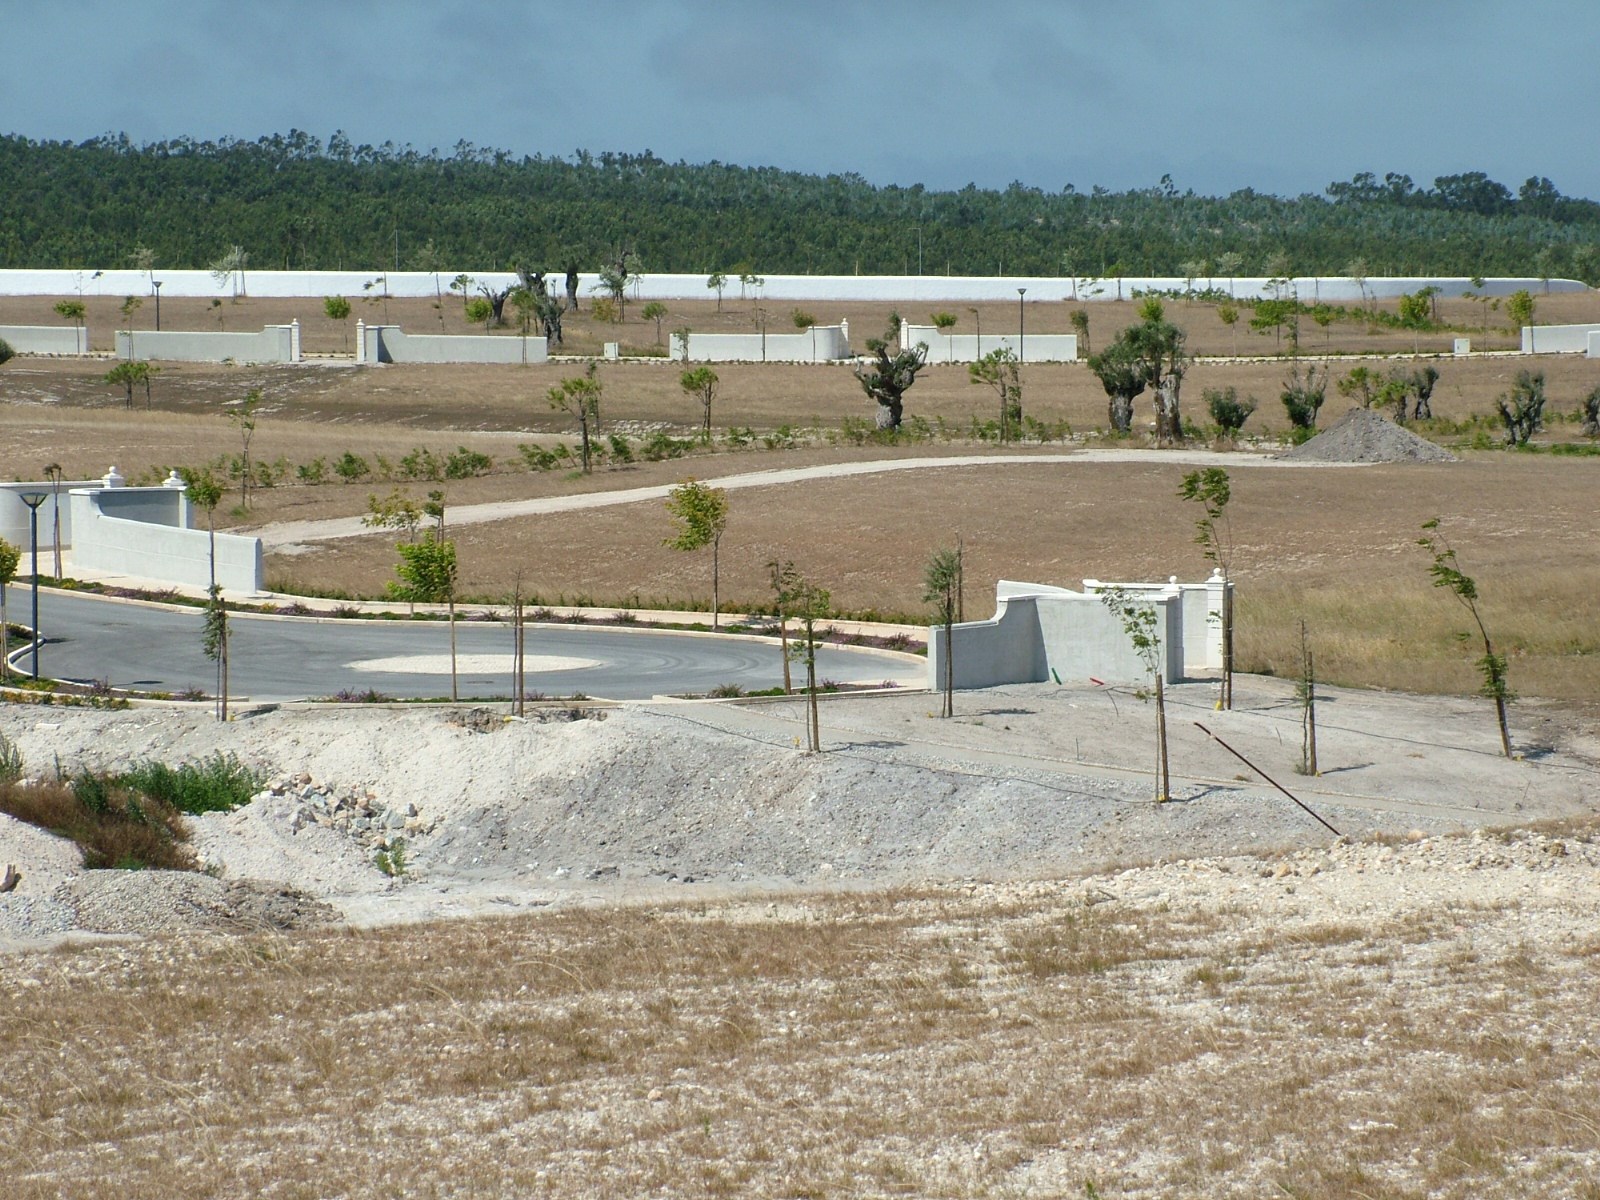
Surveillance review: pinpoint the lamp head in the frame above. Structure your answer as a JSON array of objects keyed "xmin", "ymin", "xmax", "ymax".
[{"xmin": 19, "ymin": 491, "xmax": 47, "ymax": 510}]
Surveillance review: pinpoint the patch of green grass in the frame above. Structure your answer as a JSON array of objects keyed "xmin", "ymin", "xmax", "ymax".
[{"xmin": 115, "ymin": 754, "xmax": 262, "ymax": 816}]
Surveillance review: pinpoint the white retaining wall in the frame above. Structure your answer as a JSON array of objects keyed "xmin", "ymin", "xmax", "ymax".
[
  {"xmin": 357, "ymin": 322, "xmax": 547, "ymax": 364},
  {"xmin": 1521, "ymin": 323, "xmax": 1600, "ymax": 354},
  {"xmin": 672, "ymin": 323, "xmax": 851, "ymax": 363},
  {"xmin": 115, "ymin": 323, "xmax": 299, "ymax": 363},
  {"xmin": 69, "ymin": 482, "xmax": 263, "ymax": 593},
  {"xmin": 926, "ymin": 579, "xmax": 1222, "ymax": 691},
  {"xmin": 0, "ymin": 324, "xmax": 89, "ymax": 355},
  {"xmin": 901, "ymin": 323, "xmax": 1078, "ymax": 363},
  {"xmin": 0, "ymin": 269, "xmax": 1580, "ymax": 304}
]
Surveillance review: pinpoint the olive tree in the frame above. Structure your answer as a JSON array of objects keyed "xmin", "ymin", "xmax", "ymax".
[
  {"xmin": 1178, "ymin": 468, "xmax": 1236, "ymax": 709},
  {"xmin": 1496, "ymin": 369, "xmax": 1545, "ymax": 446},
  {"xmin": 1100, "ymin": 586, "xmax": 1170, "ymax": 802},
  {"xmin": 969, "ymin": 347, "xmax": 1022, "ymax": 442},
  {"xmin": 924, "ymin": 547, "xmax": 961, "ymax": 718},
  {"xmin": 664, "ymin": 480, "xmax": 730, "ymax": 629},
  {"xmin": 185, "ymin": 470, "xmax": 229, "ymax": 720},
  {"xmin": 547, "ymin": 365, "xmax": 602, "ymax": 472},
  {"xmin": 1419, "ymin": 519, "xmax": 1512, "ymax": 758},
  {"xmin": 679, "ymin": 365, "xmax": 718, "ymax": 441},
  {"xmin": 853, "ymin": 315, "xmax": 927, "ymax": 429},
  {"xmin": 390, "ymin": 509, "xmax": 459, "ymax": 702}
]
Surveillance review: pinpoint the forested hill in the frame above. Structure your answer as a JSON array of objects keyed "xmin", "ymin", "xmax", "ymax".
[{"xmin": 4, "ymin": 131, "xmax": 1599, "ymax": 280}]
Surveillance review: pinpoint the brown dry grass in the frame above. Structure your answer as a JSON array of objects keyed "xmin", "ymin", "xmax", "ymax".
[
  {"xmin": 0, "ymin": 778, "xmax": 194, "ymax": 871},
  {"xmin": 3, "ymin": 866, "xmax": 1597, "ymax": 1198}
]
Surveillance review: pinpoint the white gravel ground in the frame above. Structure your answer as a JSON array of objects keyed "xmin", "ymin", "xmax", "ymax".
[{"xmin": 1, "ymin": 675, "xmax": 1595, "ymax": 947}]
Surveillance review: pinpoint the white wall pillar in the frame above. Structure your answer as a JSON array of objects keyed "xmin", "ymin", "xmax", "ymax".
[
  {"xmin": 355, "ymin": 319, "xmax": 366, "ymax": 364},
  {"xmin": 103, "ymin": 466, "xmax": 125, "ymax": 489},
  {"xmin": 290, "ymin": 318, "xmax": 302, "ymax": 362}
]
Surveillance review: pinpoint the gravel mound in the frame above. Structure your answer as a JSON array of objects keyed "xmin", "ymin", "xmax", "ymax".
[{"xmin": 1282, "ymin": 406, "xmax": 1458, "ymax": 463}]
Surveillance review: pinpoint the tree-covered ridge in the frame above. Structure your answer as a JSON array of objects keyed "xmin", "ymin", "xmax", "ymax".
[{"xmin": 3, "ymin": 131, "xmax": 1597, "ymax": 280}]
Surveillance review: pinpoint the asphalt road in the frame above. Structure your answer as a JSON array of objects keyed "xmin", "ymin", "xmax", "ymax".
[{"xmin": 21, "ymin": 592, "xmax": 924, "ymax": 702}]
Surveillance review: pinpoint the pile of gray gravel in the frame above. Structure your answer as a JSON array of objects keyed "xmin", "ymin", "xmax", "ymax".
[{"xmin": 1282, "ymin": 406, "xmax": 1458, "ymax": 463}]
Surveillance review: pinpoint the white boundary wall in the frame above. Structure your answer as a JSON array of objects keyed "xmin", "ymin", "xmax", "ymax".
[
  {"xmin": 115, "ymin": 324, "xmax": 299, "ymax": 363},
  {"xmin": 1521, "ymin": 323, "xmax": 1600, "ymax": 354},
  {"xmin": 0, "ymin": 324, "xmax": 89, "ymax": 355},
  {"xmin": 1587, "ymin": 332, "xmax": 1600, "ymax": 358},
  {"xmin": 0, "ymin": 269, "xmax": 1582, "ymax": 304},
  {"xmin": 69, "ymin": 480, "xmax": 263, "ymax": 593},
  {"xmin": 927, "ymin": 578, "xmax": 1230, "ymax": 691},
  {"xmin": 357, "ymin": 323, "xmax": 547, "ymax": 364},
  {"xmin": 901, "ymin": 323, "xmax": 1078, "ymax": 363},
  {"xmin": 672, "ymin": 323, "xmax": 850, "ymax": 363},
  {"xmin": 1, "ymin": 469, "xmax": 120, "ymax": 550}
]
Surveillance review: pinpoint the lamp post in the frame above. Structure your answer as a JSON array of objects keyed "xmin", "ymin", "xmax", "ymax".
[
  {"xmin": 152, "ymin": 280, "xmax": 163, "ymax": 331},
  {"xmin": 1014, "ymin": 288, "xmax": 1028, "ymax": 444},
  {"xmin": 1017, "ymin": 287, "xmax": 1027, "ymax": 364},
  {"xmin": 18, "ymin": 491, "xmax": 46, "ymax": 679}
]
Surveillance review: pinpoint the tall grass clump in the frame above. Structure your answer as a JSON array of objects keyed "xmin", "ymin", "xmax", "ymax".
[
  {"xmin": 117, "ymin": 753, "xmax": 262, "ymax": 815},
  {"xmin": 0, "ymin": 772, "xmax": 194, "ymax": 870}
]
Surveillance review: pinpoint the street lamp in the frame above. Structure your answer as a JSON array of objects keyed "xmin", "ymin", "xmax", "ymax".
[
  {"xmin": 1017, "ymin": 287, "xmax": 1027, "ymax": 364},
  {"xmin": 18, "ymin": 491, "xmax": 46, "ymax": 679},
  {"xmin": 152, "ymin": 280, "xmax": 163, "ymax": 331}
]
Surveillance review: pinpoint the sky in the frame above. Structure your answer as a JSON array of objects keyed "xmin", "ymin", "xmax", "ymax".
[{"xmin": 6, "ymin": 1, "xmax": 1599, "ymax": 200}]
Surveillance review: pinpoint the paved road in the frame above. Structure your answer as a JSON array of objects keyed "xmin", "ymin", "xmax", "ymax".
[{"xmin": 24, "ymin": 592, "xmax": 923, "ymax": 702}]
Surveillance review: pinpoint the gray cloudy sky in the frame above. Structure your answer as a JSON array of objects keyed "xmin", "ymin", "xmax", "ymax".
[{"xmin": 7, "ymin": 1, "xmax": 1596, "ymax": 198}]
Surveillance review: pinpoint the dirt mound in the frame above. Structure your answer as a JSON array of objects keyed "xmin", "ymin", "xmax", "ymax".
[{"xmin": 1282, "ymin": 406, "xmax": 1458, "ymax": 463}]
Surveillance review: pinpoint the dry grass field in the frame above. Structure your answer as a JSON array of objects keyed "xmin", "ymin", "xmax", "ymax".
[
  {"xmin": 6, "ymin": 826, "xmax": 1600, "ymax": 1198},
  {"xmin": 3, "ymin": 295, "xmax": 1599, "ymax": 706}
]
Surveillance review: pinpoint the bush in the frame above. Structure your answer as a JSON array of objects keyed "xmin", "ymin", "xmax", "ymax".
[
  {"xmin": 334, "ymin": 451, "xmax": 370, "ymax": 482},
  {"xmin": 0, "ymin": 336, "xmax": 14, "ymax": 365},
  {"xmin": 1205, "ymin": 386, "xmax": 1258, "ymax": 435},
  {"xmin": 400, "ymin": 447, "xmax": 443, "ymax": 480},
  {"xmin": 116, "ymin": 754, "xmax": 262, "ymax": 815},
  {"xmin": 296, "ymin": 457, "xmax": 327, "ymax": 484},
  {"xmin": 444, "ymin": 446, "xmax": 493, "ymax": 478},
  {"xmin": 606, "ymin": 433, "xmax": 634, "ymax": 464}
]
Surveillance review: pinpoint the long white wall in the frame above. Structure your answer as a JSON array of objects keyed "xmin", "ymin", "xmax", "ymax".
[
  {"xmin": 0, "ymin": 324, "xmax": 89, "ymax": 355},
  {"xmin": 115, "ymin": 324, "xmax": 299, "ymax": 363},
  {"xmin": 1521, "ymin": 323, "xmax": 1600, "ymax": 353},
  {"xmin": 901, "ymin": 324, "xmax": 1078, "ymax": 363},
  {"xmin": 70, "ymin": 486, "xmax": 264, "ymax": 593},
  {"xmin": 358, "ymin": 323, "xmax": 547, "ymax": 364},
  {"xmin": 672, "ymin": 324, "xmax": 851, "ymax": 363},
  {"xmin": 0, "ymin": 269, "xmax": 1582, "ymax": 304}
]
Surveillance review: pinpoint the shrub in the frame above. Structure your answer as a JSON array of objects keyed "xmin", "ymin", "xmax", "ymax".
[
  {"xmin": 334, "ymin": 451, "xmax": 370, "ymax": 482},
  {"xmin": 0, "ymin": 731, "xmax": 21, "ymax": 784},
  {"xmin": 1205, "ymin": 386, "xmax": 1258, "ymax": 435},
  {"xmin": 0, "ymin": 336, "xmax": 15, "ymax": 365},
  {"xmin": 400, "ymin": 447, "xmax": 443, "ymax": 480},
  {"xmin": 296, "ymin": 457, "xmax": 327, "ymax": 484},
  {"xmin": 607, "ymin": 433, "xmax": 634, "ymax": 464},
  {"xmin": 444, "ymin": 446, "xmax": 493, "ymax": 478},
  {"xmin": 117, "ymin": 754, "xmax": 262, "ymax": 815}
]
